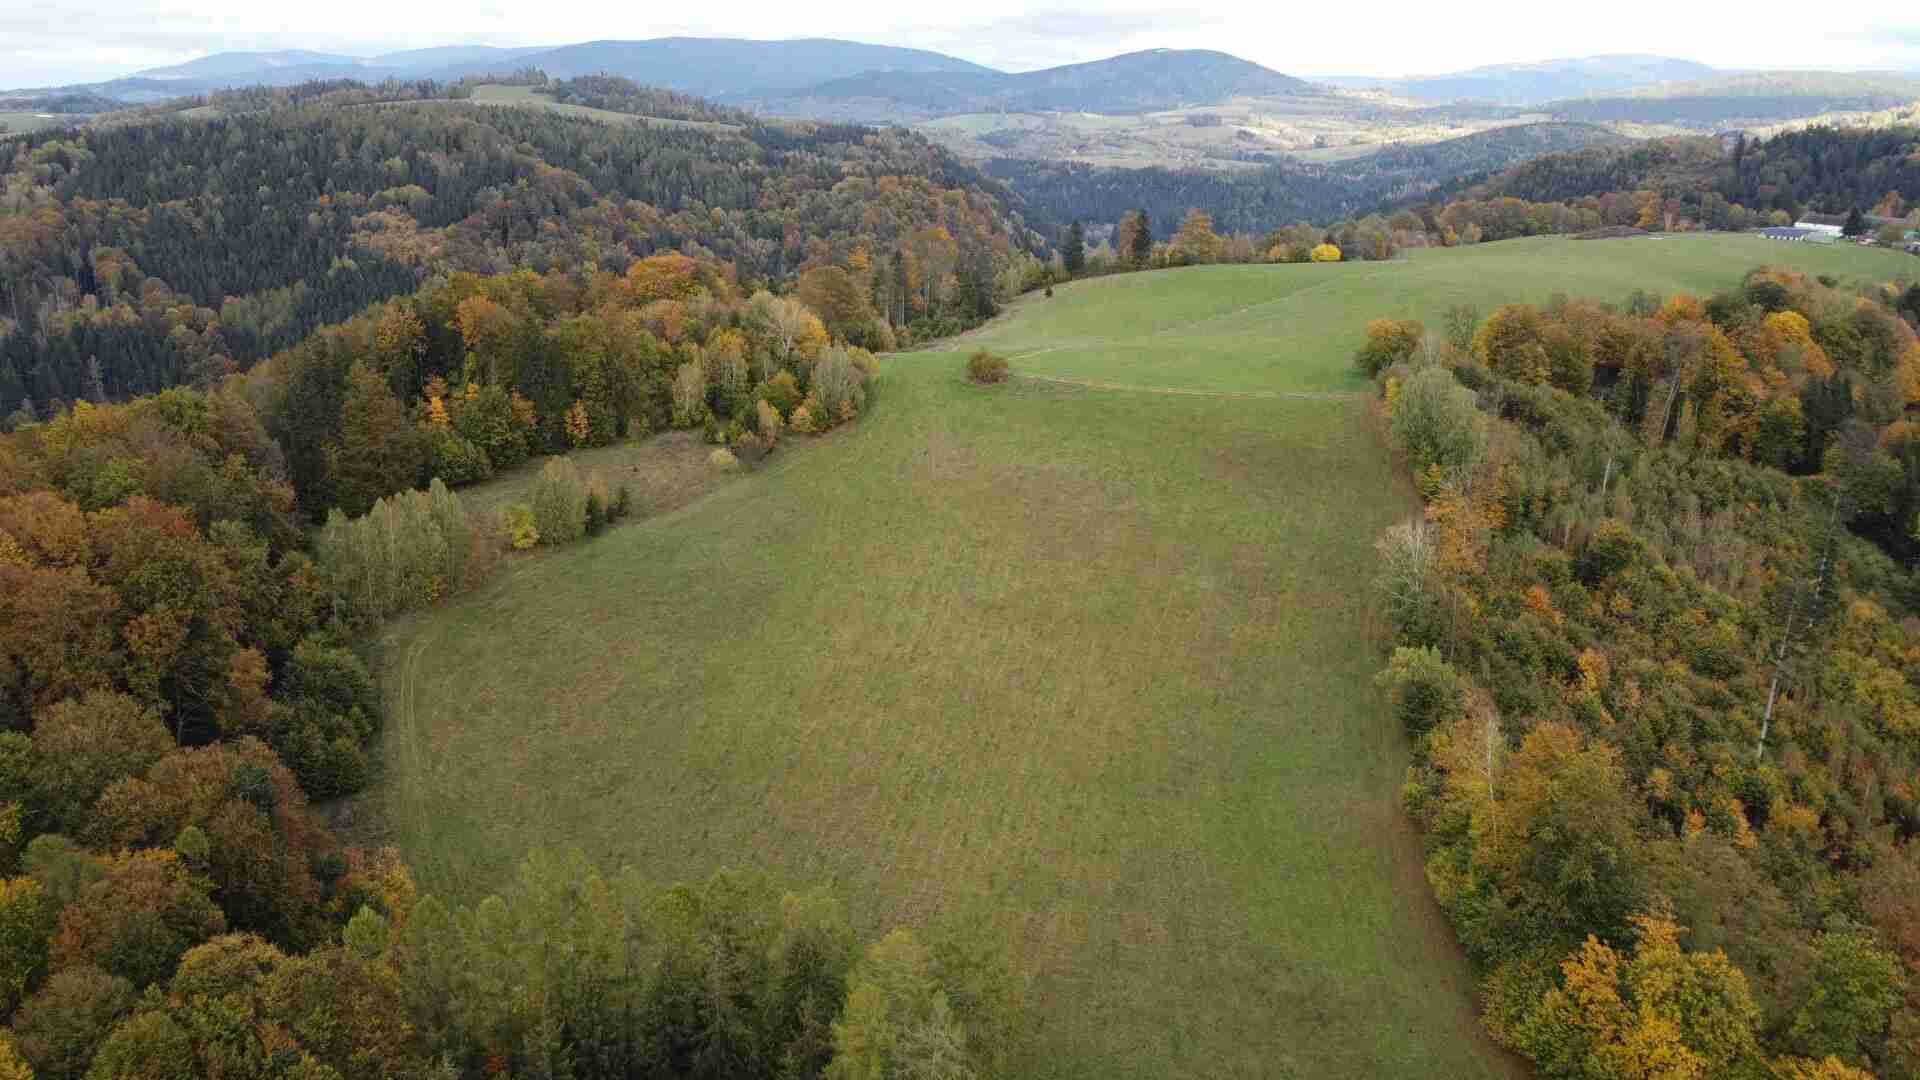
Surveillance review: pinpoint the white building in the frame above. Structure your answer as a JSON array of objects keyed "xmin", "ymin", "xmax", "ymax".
[{"xmin": 1793, "ymin": 221, "xmax": 1844, "ymax": 237}]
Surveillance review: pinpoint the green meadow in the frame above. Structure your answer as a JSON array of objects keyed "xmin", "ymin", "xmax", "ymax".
[
  {"xmin": 965, "ymin": 232, "xmax": 1918, "ymax": 394},
  {"xmin": 375, "ymin": 234, "xmax": 1908, "ymax": 1077}
]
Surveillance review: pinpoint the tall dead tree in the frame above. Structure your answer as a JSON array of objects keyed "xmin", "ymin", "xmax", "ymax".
[{"xmin": 1755, "ymin": 484, "xmax": 1845, "ymax": 761}]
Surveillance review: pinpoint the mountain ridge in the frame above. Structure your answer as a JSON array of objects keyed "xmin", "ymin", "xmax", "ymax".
[
  {"xmin": 744, "ymin": 49, "xmax": 1317, "ymax": 120},
  {"xmin": 1324, "ymin": 55, "xmax": 1717, "ymax": 105}
]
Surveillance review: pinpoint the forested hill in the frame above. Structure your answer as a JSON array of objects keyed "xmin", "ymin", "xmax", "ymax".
[
  {"xmin": 989, "ymin": 121, "xmax": 1627, "ymax": 237},
  {"xmin": 0, "ymin": 80, "xmax": 1045, "ymax": 419},
  {"xmin": 748, "ymin": 48, "xmax": 1315, "ymax": 120},
  {"xmin": 1544, "ymin": 71, "xmax": 1920, "ymax": 128},
  {"xmin": 1422, "ymin": 124, "xmax": 1920, "ymax": 225}
]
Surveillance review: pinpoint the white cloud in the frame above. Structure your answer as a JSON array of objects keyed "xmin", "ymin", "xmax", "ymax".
[{"xmin": 1, "ymin": 0, "xmax": 1914, "ymax": 90}]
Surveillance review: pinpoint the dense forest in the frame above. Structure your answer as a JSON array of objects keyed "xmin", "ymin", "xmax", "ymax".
[
  {"xmin": 1404, "ymin": 125, "xmax": 1920, "ymax": 244},
  {"xmin": 0, "ymin": 78, "xmax": 1046, "ymax": 420},
  {"xmin": 544, "ymin": 74, "xmax": 756, "ymax": 125},
  {"xmin": 1366, "ymin": 264, "xmax": 1920, "ymax": 1078}
]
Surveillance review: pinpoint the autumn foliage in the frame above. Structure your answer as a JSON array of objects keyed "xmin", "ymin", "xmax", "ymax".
[{"xmin": 1369, "ymin": 266, "xmax": 1920, "ymax": 1077}]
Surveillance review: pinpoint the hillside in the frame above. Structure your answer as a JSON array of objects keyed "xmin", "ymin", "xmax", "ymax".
[
  {"xmin": 749, "ymin": 48, "xmax": 1317, "ymax": 120},
  {"xmin": 988, "ymin": 121, "xmax": 1629, "ymax": 236},
  {"xmin": 1433, "ymin": 123, "xmax": 1920, "ymax": 227},
  {"xmin": 131, "ymin": 48, "xmax": 364, "ymax": 80},
  {"xmin": 6, "ymin": 36, "xmax": 997, "ymax": 102},
  {"xmin": 1327, "ymin": 55, "xmax": 1715, "ymax": 105},
  {"xmin": 0, "ymin": 81, "xmax": 1044, "ymax": 419},
  {"xmin": 518, "ymin": 37, "xmax": 995, "ymax": 97},
  {"xmin": 1546, "ymin": 70, "xmax": 1920, "ymax": 127}
]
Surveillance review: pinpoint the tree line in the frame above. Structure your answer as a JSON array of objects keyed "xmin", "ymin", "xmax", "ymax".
[{"xmin": 1364, "ymin": 264, "xmax": 1920, "ymax": 1078}]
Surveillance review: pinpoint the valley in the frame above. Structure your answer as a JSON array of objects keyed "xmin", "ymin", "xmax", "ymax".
[{"xmin": 6, "ymin": 18, "xmax": 1920, "ymax": 1079}]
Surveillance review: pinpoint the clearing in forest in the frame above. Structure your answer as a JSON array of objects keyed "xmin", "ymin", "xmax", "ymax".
[{"xmin": 376, "ymin": 233, "xmax": 1905, "ymax": 1078}]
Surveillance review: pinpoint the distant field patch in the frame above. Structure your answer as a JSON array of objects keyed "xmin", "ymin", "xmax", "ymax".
[
  {"xmin": 0, "ymin": 111, "xmax": 80, "ymax": 133},
  {"xmin": 466, "ymin": 83, "xmax": 742, "ymax": 131}
]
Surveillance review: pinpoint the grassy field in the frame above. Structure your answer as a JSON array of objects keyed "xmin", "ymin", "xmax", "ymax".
[
  {"xmin": 0, "ymin": 111, "xmax": 81, "ymax": 134},
  {"xmin": 374, "ymin": 234, "xmax": 1906, "ymax": 1077},
  {"xmin": 964, "ymin": 233, "xmax": 1918, "ymax": 394}
]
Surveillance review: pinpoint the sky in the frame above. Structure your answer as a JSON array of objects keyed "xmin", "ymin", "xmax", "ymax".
[{"xmin": 3, "ymin": 0, "xmax": 1918, "ymax": 89}]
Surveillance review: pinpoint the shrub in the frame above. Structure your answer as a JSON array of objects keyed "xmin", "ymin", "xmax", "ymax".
[
  {"xmin": 501, "ymin": 504, "xmax": 539, "ymax": 550},
  {"xmin": 584, "ymin": 473, "xmax": 611, "ymax": 535},
  {"xmin": 1389, "ymin": 366, "xmax": 1486, "ymax": 476},
  {"xmin": 790, "ymin": 400, "xmax": 819, "ymax": 435},
  {"xmin": 966, "ymin": 350, "xmax": 1010, "ymax": 384},
  {"xmin": 1374, "ymin": 647, "xmax": 1465, "ymax": 735},
  {"xmin": 756, "ymin": 371, "xmax": 803, "ymax": 417},
  {"xmin": 530, "ymin": 457, "xmax": 589, "ymax": 545},
  {"xmin": 1310, "ymin": 243, "xmax": 1342, "ymax": 263},
  {"xmin": 708, "ymin": 448, "xmax": 739, "ymax": 471},
  {"xmin": 731, "ymin": 432, "xmax": 771, "ymax": 466}
]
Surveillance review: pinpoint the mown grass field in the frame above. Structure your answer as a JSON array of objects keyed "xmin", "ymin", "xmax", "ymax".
[
  {"xmin": 375, "ymin": 234, "xmax": 1906, "ymax": 1078},
  {"xmin": 965, "ymin": 233, "xmax": 1918, "ymax": 394}
]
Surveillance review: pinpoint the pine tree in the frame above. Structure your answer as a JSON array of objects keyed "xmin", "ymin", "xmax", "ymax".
[
  {"xmin": 1130, "ymin": 209, "xmax": 1154, "ymax": 266},
  {"xmin": 1843, "ymin": 207, "xmax": 1867, "ymax": 237},
  {"xmin": 1062, "ymin": 222, "xmax": 1085, "ymax": 277}
]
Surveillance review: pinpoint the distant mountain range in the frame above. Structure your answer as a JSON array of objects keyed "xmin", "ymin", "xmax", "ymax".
[
  {"xmin": 741, "ymin": 49, "xmax": 1317, "ymax": 120},
  {"xmin": 10, "ymin": 39, "xmax": 1920, "ymax": 147},
  {"xmin": 1325, "ymin": 55, "xmax": 1718, "ymax": 106},
  {"xmin": 8, "ymin": 38, "xmax": 994, "ymax": 104}
]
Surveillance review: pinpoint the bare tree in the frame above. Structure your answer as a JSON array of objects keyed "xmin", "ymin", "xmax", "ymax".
[{"xmin": 1755, "ymin": 484, "xmax": 1845, "ymax": 761}]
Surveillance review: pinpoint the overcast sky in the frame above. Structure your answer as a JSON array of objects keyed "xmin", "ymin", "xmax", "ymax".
[{"xmin": 4, "ymin": 1, "xmax": 1918, "ymax": 89}]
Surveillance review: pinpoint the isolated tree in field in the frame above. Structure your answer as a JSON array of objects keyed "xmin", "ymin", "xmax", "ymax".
[
  {"xmin": 1061, "ymin": 222, "xmax": 1085, "ymax": 277},
  {"xmin": 530, "ymin": 457, "xmax": 590, "ymax": 545},
  {"xmin": 1172, "ymin": 209, "xmax": 1222, "ymax": 265}
]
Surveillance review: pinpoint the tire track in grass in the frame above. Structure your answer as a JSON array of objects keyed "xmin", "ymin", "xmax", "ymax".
[{"xmin": 1014, "ymin": 373, "xmax": 1361, "ymax": 400}]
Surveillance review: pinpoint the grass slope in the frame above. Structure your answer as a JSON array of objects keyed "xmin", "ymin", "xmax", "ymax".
[
  {"xmin": 464, "ymin": 84, "xmax": 742, "ymax": 130},
  {"xmin": 376, "ymin": 234, "xmax": 1904, "ymax": 1077},
  {"xmin": 964, "ymin": 234, "xmax": 1918, "ymax": 395}
]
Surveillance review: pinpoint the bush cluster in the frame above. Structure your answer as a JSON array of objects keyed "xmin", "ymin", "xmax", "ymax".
[{"xmin": 966, "ymin": 349, "xmax": 1011, "ymax": 384}]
